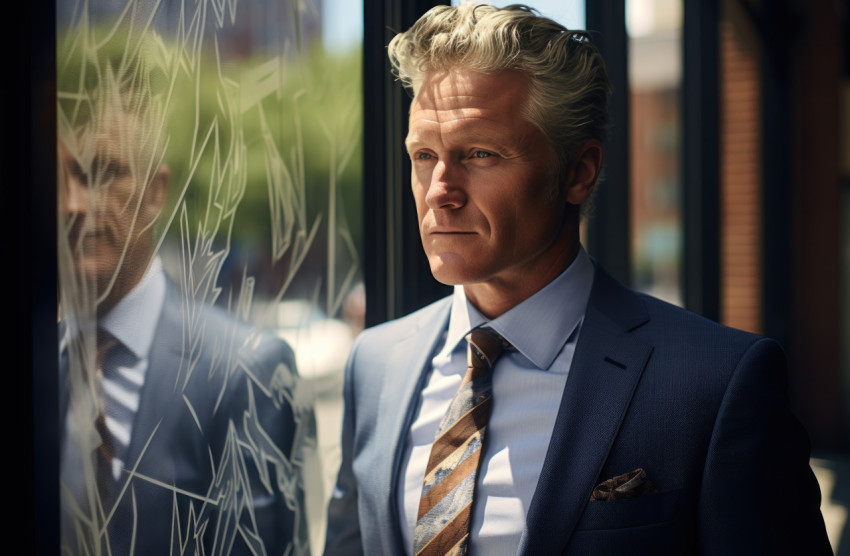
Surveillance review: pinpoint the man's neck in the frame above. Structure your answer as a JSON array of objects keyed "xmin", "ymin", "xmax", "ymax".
[
  {"xmin": 463, "ymin": 238, "xmax": 580, "ymax": 319},
  {"xmin": 96, "ymin": 255, "xmax": 153, "ymax": 317}
]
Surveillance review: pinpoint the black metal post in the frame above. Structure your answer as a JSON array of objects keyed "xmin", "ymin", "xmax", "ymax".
[
  {"xmin": 682, "ymin": 0, "xmax": 721, "ymax": 321},
  {"xmin": 585, "ymin": 0, "xmax": 631, "ymax": 286}
]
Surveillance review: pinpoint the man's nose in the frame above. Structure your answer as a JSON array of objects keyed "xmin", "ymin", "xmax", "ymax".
[
  {"xmin": 425, "ymin": 159, "xmax": 465, "ymax": 210},
  {"xmin": 63, "ymin": 171, "xmax": 90, "ymax": 216}
]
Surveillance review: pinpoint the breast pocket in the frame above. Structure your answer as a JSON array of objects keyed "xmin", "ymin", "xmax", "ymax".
[
  {"xmin": 575, "ymin": 489, "xmax": 680, "ymax": 531},
  {"xmin": 567, "ymin": 491, "xmax": 689, "ymax": 555}
]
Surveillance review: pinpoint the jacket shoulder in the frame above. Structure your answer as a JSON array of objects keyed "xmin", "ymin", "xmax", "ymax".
[
  {"xmin": 354, "ymin": 295, "xmax": 452, "ymax": 349},
  {"xmin": 157, "ymin": 277, "xmax": 298, "ymax": 399},
  {"xmin": 635, "ymin": 291, "xmax": 764, "ymax": 352},
  {"xmin": 591, "ymin": 261, "xmax": 762, "ymax": 350}
]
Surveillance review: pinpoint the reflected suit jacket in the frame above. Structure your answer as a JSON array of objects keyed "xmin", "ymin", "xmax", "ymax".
[
  {"xmin": 324, "ymin": 261, "xmax": 831, "ymax": 555},
  {"xmin": 60, "ymin": 280, "xmax": 312, "ymax": 555}
]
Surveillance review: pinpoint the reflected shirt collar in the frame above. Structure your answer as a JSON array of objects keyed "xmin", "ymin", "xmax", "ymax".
[
  {"xmin": 98, "ymin": 256, "xmax": 166, "ymax": 360},
  {"xmin": 442, "ymin": 246, "xmax": 595, "ymax": 370}
]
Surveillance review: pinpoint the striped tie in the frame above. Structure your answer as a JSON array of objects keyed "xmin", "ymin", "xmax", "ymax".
[
  {"xmin": 412, "ymin": 327, "xmax": 507, "ymax": 556},
  {"xmin": 94, "ymin": 329, "xmax": 118, "ymax": 499},
  {"xmin": 95, "ymin": 329, "xmax": 141, "ymax": 495}
]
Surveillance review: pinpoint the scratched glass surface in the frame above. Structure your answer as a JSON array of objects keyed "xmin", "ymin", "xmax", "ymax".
[{"xmin": 56, "ymin": 0, "xmax": 362, "ymax": 553}]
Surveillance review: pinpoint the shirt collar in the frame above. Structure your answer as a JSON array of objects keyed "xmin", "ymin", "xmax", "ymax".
[
  {"xmin": 442, "ymin": 246, "xmax": 595, "ymax": 370},
  {"xmin": 98, "ymin": 257, "xmax": 167, "ymax": 360}
]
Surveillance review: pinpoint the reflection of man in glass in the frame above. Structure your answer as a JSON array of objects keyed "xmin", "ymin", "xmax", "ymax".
[
  {"xmin": 60, "ymin": 110, "xmax": 169, "ymax": 318},
  {"xmin": 58, "ymin": 31, "xmax": 311, "ymax": 555}
]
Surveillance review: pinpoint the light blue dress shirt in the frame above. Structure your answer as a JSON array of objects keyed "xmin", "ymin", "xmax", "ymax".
[{"xmin": 399, "ymin": 246, "xmax": 595, "ymax": 556}]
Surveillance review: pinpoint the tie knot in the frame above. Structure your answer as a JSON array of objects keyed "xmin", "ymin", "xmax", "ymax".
[{"xmin": 465, "ymin": 327, "xmax": 508, "ymax": 371}]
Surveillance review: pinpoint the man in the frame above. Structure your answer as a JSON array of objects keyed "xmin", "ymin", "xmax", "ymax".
[
  {"xmin": 58, "ymin": 31, "xmax": 312, "ymax": 555},
  {"xmin": 324, "ymin": 4, "xmax": 831, "ymax": 555}
]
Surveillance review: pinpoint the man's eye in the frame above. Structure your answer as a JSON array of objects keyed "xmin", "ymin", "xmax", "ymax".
[
  {"xmin": 415, "ymin": 152, "xmax": 433, "ymax": 160},
  {"xmin": 97, "ymin": 161, "xmax": 130, "ymax": 181},
  {"xmin": 472, "ymin": 151, "xmax": 492, "ymax": 159},
  {"xmin": 68, "ymin": 163, "xmax": 90, "ymax": 185}
]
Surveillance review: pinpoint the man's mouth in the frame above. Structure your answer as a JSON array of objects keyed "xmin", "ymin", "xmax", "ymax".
[{"xmin": 428, "ymin": 227, "xmax": 475, "ymax": 234}]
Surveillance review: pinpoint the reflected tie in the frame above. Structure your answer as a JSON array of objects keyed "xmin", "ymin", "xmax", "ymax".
[
  {"xmin": 94, "ymin": 329, "xmax": 118, "ymax": 500},
  {"xmin": 412, "ymin": 328, "xmax": 508, "ymax": 556}
]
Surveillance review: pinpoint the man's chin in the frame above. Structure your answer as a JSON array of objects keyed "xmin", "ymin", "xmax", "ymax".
[
  {"xmin": 70, "ymin": 258, "xmax": 106, "ymax": 283},
  {"xmin": 428, "ymin": 257, "xmax": 482, "ymax": 287},
  {"xmin": 67, "ymin": 260, "xmax": 117, "ymax": 299}
]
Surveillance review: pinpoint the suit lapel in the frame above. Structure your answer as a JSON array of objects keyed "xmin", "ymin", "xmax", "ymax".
[
  {"xmin": 122, "ymin": 282, "xmax": 183, "ymax": 472},
  {"xmin": 518, "ymin": 264, "xmax": 654, "ymax": 555},
  {"xmin": 377, "ymin": 298, "xmax": 452, "ymax": 553}
]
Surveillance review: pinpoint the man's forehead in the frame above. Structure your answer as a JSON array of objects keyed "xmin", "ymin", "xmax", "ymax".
[
  {"xmin": 62, "ymin": 111, "xmax": 141, "ymax": 163},
  {"xmin": 413, "ymin": 68, "xmax": 529, "ymax": 108},
  {"xmin": 406, "ymin": 111, "xmax": 515, "ymax": 145},
  {"xmin": 406, "ymin": 69, "xmax": 534, "ymax": 144}
]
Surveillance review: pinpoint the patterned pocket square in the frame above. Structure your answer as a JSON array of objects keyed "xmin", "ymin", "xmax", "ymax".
[{"xmin": 591, "ymin": 468, "xmax": 658, "ymax": 501}]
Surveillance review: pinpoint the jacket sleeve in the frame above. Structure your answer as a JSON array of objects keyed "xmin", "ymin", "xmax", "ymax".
[
  {"xmin": 698, "ymin": 337, "xmax": 832, "ymax": 555},
  {"xmin": 323, "ymin": 337, "xmax": 365, "ymax": 555}
]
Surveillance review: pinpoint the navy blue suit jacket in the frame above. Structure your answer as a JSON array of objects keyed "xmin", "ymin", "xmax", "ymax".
[
  {"xmin": 324, "ymin": 261, "xmax": 831, "ymax": 555},
  {"xmin": 61, "ymin": 280, "xmax": 312, "ymax": 555}
]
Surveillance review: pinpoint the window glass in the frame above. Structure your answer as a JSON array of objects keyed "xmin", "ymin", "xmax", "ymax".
[
  {"xmin": 56, "ymin": 0, "xmax": 363, "ymax": 553},
  {"xmin": 627, "ymin": 0, "xmax": 683, "ymax": 305},
  {"xmin": 451, "ymin": 1, "xmax": 585, "ymax": 31}
]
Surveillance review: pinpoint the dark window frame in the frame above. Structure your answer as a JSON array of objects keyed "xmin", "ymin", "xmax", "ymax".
[
  {"xmin": 682, "ymin": 0, "xmax": 721, "ymax": 322},
  {"xmin": 585, "ymin": 0, "xmax": 631, "ymax": 286},
  {"xmin": 28, "ymin": 1, "xmax": 59, "ymax": 552}
]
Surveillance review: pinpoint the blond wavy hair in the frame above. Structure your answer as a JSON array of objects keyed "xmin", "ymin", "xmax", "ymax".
[{"xmin": 388, "ymin": 3, "xmax": 612, "ymax": 183}]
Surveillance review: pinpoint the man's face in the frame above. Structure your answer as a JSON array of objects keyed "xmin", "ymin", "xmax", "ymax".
[
  {"xmin": 59, "ymin": 111, "xmax": 167, "ymax": 310},
  {"xmin": 407, "ymin": 69, "xmax": 576, "ymax": 295}
]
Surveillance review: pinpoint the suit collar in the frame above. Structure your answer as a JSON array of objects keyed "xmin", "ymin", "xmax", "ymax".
[
  {"xmin": 518, "ymin": 261, "xmax": 654, "ymax": 554},
  {"xmin": 586, "ymin": 258, "xmax": 650, "ymax": 332}
]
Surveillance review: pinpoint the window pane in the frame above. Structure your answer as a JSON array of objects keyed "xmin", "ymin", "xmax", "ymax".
[
  {"xmin": 56, "ymin": 0, "xmax": 363, "ymax": 553},
  {"xmin": 451, "ymin": 1, "xmax": 585, "ymax": 29},
  {"xmin": 719, "ymin": 9, "xmax": 762, "ymax": 333},
  {"xmin": 627, "ymin": 0, "xmax": 684, "ymax": 305}
]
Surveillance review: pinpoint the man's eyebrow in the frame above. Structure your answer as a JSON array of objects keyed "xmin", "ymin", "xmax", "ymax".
[
  {"xmin": 404, "ymin": 132, "xmax": 428, "ymax": 150},
  {"xmin": 405, "ymin": 128, "xmax": 513, "ymax": 151}
]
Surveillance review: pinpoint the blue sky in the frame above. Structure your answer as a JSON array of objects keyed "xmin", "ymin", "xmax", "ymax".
[{"xmin": 323, "ymin": 1, "xmax": 586, "ymax": 53}]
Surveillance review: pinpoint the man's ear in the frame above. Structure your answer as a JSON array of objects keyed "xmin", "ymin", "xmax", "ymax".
[
  {"xmin": 145, "ymin": 164, "xmax": 170, "ymax": 214},
  {"xmin": 138, "ymin": 164, "xmax": 170, "ymax": 233},
  {"xmin": 565, "ymin": 139, "xmax": 603, "ymax": 206}
]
